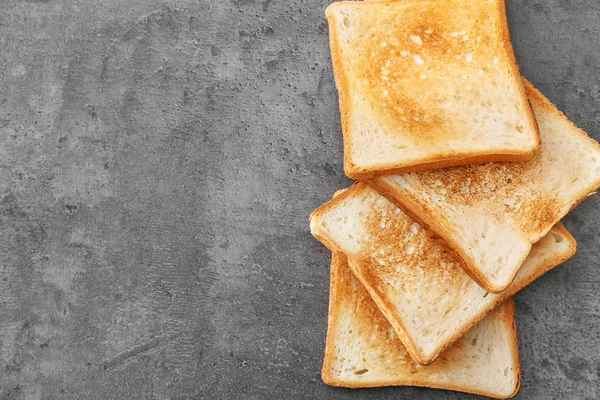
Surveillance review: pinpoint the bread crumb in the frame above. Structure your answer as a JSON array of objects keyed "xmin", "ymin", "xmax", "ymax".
[
  {"xmin": 410, "ymin": 223, "xmax": 419, "ymax": 235},
  {"xmin": 503, "ymin": 198, "xmax": 516, "ymax": 207},
  {"xmin": 409, "ymin": 34, "xmax": 423, "ymax": 46},
  {"xmin": 412, "ymin": 54, "xmax": 425, "ymax": 65}
]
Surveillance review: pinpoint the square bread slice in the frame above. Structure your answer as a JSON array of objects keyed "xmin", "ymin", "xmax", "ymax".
[
  {"xmin": 368, "ymin": 80, "xmax": 600, "ymax": 292},
  {"xmin": 325, "ymin": 0, "xmax": 540, "ymax": 179},
  {"xmin": 323, "ymin": 252, "xmax": 520, "ymax": 399},
  {"xmin": 310, "ymin": 183, "xmax": 576, "ymax": 364}
]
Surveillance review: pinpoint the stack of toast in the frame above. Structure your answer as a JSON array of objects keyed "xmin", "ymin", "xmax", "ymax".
[{"xmin": 310, "ymin": 1, "xmax": 600, "ymax": 398}]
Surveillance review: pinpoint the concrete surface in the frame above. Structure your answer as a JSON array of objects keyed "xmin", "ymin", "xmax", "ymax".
[{"xmin": 0, "ymin": 0, "xmax": 598, "ymax": 399}]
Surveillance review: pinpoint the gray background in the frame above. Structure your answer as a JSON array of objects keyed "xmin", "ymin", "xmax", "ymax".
[{"xmin": 0, "ymin": 0, "xmax": 598, "ymax": 399}]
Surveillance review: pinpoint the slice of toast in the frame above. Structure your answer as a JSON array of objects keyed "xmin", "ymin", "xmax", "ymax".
[
  {"xmin": 310, "ymin": 183, "xmax": 576, "ymax": 364},
  {"xmin": 323, "ymin": 252, "xmax": 520, "ymax": 398},
  {"xmin": 325, "ymin": 0, "xmax": 540, "ymax": 179},
  {"xmin": 368, "ymin": 80, "xmax": 600, "ymax": 292}
]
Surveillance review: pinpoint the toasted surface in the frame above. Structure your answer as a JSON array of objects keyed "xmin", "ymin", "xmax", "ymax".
[
  {"xmin": 369, "ymin": 81, "xmax": 600, "ymax": 292},
  {"xmin": 325, "ymin": 0, "xmax": 539, "ymax": 179},
  {"xmin": 323, "ymin": 253, "xmax": 520, "ymax": 398},
  {"xmin": 310, "ymin": 183, "xmax": 575, "ymax": 364}
]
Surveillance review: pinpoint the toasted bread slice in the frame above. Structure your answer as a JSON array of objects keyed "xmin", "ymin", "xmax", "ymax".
[
  {"xmin": 310, "ymin": 183, "xmax": 576, "ymax": 364},
  {"xmin": 325, "ymin": 0, "xmax": 540, "ymax": 179},
  {"xmin": 323, "ymin": 252, "xmax": 520, "ymax": 398},
  {"xmin": 368, "ymin": 80, "xmax": 600, "ymax": 292}
]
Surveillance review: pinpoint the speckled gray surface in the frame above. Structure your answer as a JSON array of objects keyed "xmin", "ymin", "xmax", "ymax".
[{"xmin": 0, "ymin": 0, "xmax": 598, "ymax": 399}]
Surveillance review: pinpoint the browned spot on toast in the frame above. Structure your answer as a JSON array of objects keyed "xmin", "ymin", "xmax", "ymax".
[
  {"xmin": 403, "ymin": 151, "xmax": 560, "ymax": 236},
  {"xmin": 407, "ymin": 161, "xmax": 533, "ymax": 205},
  {"xmin": 520, "ymin": 197, "xmax": 561, "ymax": 236},
  {"xmin": 352, "ymin": 1, "xmax": 498, "ymax": 141},
  {"xmin": 358, "ymin": 195, "xmax": 463, "ymax": 289}
]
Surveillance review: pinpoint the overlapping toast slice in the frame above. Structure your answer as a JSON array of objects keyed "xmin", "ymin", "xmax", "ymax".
[
  {"xmin": 325, "ymin": 0, "xmax": 540, "ymax": 179},
  {"xmin": 323, "ymin": 252, "xmax": 520, "ymax": 398},
  {"xmin": 310, "ymin": 183, "xmax": 576, "ymax": 364},
  {"xmin": 368, "ymin": 80, "xmax": 600, "ymax": 293}
]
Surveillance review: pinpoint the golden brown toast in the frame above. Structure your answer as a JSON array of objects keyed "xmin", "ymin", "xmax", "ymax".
[
  {"xmin": 323, "ymin": 252, "xmax": 520, "ymax": 398},
  {"xmin": 325, "ymin": 0, "xmax": 540, "ymax": 179},
  {"xmin": 310, "ymin": 183, "xmax": 576, "ymax": 364}
]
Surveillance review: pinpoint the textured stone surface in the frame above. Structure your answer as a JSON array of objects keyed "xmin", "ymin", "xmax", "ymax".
[{"xmin": 0, "ymin": 0, "xmax": 598, "ymax": 399}]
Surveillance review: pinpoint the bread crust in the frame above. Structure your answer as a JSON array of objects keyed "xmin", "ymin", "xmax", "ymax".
[
  {"xmin": 320, "ymin": 252, "xmax": 341, "ymax": 387},
  {"xmin": 347, "ymin": 151, "xmax": 537, "ymax": 180},
  {"xmin": 324, "ymin": 4, "xmax": 354, "ymax": 180},
  {"xmin": 325, "ymin": 0, "xmax": 541, "ymax": 179},
  {"xmin": 501, "ymin": 298, "xmax": 522, "ymax": 399},
  {"xmin": 310, "ymin": 184, "xmax": 576, "ymax": 364}
]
